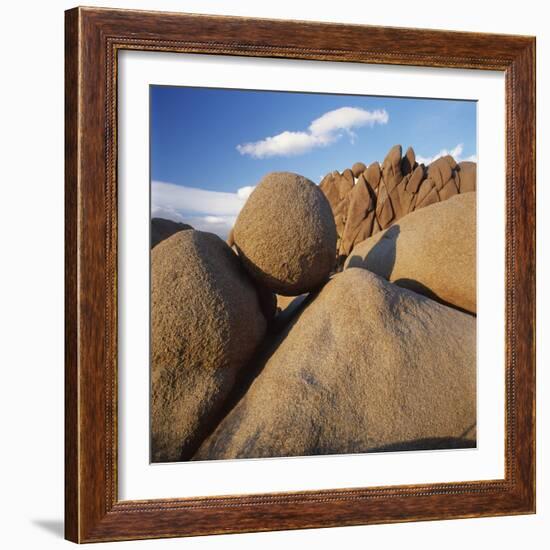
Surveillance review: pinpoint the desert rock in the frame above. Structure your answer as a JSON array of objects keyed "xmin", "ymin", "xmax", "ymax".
[
  {"xmin": 401, "ymin": 146, "xmax": 417, "ymax": 175},
  {"xmin": 345, "ymin": 192, "xmax": 476, "ymax": 313},
  {"xmin": 233, "ymin": 172, "xmax": 337, "ymax": 295},
  {"xmin": 319, "ymin": 145, "xmax": 476, "ymax": 262},
  {"xmin": 382, "ymin": 144, "xmax": 403, "ymax": 192},
  {"xmin": 458, "ymin": 161, "xmax": 477, "ymax": 192},
  {"xmin": 340, "ymin": 175, "xmax": 375, "ymax": 256},
  {"xmin": 352, "ymin": 161, "xmax": 367, "ymax": 177},
  {"xmin": 151, "ymin": 230, "xmax": 267, "ymax": 461},
  {"xmin": 365, "ymin": 162, "xmax": 381, "ymax": 189},
  {"xmin": 194, "ymin": 268, "xmax": 476, "ymax": 460},
  {"xmin": 151, "ymin": 217, "xmax": 192, "ymax": 248}
]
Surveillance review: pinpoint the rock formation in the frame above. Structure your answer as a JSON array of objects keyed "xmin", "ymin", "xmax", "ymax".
[
  {"xmin": 151, "ymin": 217, "xmax": 192, "ymax": 248},
  {"xmin": 351, "ymin": 161, "xmax": 366, "ymax": 177},
  {"xmin": 233, "ymin": 172, "xmax": 337, "ymax": 296},
  {"xmin": 319, "ymin": 145, "xmax": 476, "ymax": 263},
  {"xmin": 195, "ymin": 269, "xmax": 476, "ymax": 460},
  {"xmin": 457, "ymin": 161, "xmax": 476, "ymax": 192},
  {"xmin": 151, "ymin": 230, "xmax": 267, "ymax": 462},
  {"xmin": 345, "ymin": 192, "xmax": 476, "ymax": 314},
  {"xmin": 151, "ymin": 148, "xmax": 478, "ymax": 463}
]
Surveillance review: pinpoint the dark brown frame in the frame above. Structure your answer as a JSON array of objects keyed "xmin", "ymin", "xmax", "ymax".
[{"xmin": 65, "ymin": 6, "xmax": 536, "ymax": 543}]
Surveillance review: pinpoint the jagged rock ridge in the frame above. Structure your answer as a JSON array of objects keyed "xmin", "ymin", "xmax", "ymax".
[{"xmin": 319, "ymin": 145, "xmax": 476, "ymax": 264}]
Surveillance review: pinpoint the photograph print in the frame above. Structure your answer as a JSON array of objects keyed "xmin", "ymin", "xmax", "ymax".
[{"xmin": 149, "ymin": 86, "xmax": 477, "ymax": 463}]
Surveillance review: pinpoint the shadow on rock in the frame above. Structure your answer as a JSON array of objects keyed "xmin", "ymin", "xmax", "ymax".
[
  {"xmin": 368, "ymin": 436, "xmax": 476, "ymax": 453},
  {"xmin": 394, "ymin": 278, "xmax": 475, "ymax": 316},
  {"xmin": 347, "ymin": 224, "xmax": 400, "ymax": 279},
  {"xmin": 189, "ymin": 290, "xmax": 319, "ymax": 460}
]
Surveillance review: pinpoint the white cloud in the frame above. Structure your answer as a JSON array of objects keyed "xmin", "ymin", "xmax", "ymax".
[
  {"xmin": 236, "ymin": 185, "xmax": 255, "ymax": 200},
  {"xmin": 236, "ymin": 107, "xmax": 389, "ymax": 159},
  {"xmin": 179, "ymin": 215, "xmax": 237, "ymax": 238},
  {"xmin": 416, "ymin": 143, "xmax": 477, "ymax": 165},
  {"xmin": 237, "ymin": 131, "xmax": 326, "ymax": 158},
  {"xmin": 151, "ymin": 181, "xmax": 254, "ymax": 239},
  {"xmin": 309, "ymin": 107, "xmax": 388, "ymax": 136},
  {"xmin": 150, "ymin": 204, "xmax": 186, "ymax": 223}
]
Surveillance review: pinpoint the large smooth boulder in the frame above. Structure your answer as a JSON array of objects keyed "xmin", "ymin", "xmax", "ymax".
[
  {"xmin": 194, "ymin": 268, "xmax": 476, "ymax": 460},
  {"xmin": 345, "ymin": 192, "xmax": 476, "ymax": 313},
  {"xmin": 233, "ymin": 172, "xmax": 337, "ymax": 295},
  {"xmin": 151, "ymin": 230, "xmax": 267, "ymax": 462}
]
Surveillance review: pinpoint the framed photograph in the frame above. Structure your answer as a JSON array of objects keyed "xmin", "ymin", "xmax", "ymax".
[{"xmin": 65, "ymin": 6, "xmax": 536, "ymax": 543}]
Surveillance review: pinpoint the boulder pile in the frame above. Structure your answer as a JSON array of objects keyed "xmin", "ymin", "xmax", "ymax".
[
  {"xmin": 319, "ymin": 145, "xmax": 476, "ymax": 264},
  {"xmin": 151, "ymin": 153, "xmax": 477, "ymax": 462},
  {"xmin": 195, "ymin": 269, "xmax": 476, "ymax": 460}
]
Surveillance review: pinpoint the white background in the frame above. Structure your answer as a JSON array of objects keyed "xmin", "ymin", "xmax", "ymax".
[
  {"xmin": 119, "ymin": 52, "xmax": 505, "ymax": 499},
  {"xmin": 0, "ymin": 0, "xmax": 546, "ymax": 549}
]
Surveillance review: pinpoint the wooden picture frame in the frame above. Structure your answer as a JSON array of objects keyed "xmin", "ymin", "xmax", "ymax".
[{"xmin": 65, "ymin": 6, "xmax": 536, "ymax": 543}]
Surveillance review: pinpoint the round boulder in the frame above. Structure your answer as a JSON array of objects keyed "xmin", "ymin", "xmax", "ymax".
[
  {"xmin": 151, "ymin": 230, "xmax": 267, "ymax": 462},
  {"xmin": 233, "ymin": 172, "xmax": 337, "ymax": 296}
]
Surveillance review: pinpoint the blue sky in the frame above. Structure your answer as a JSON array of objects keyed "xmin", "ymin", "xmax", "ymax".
[{"xmin": 150, "ymin": 85, "xmax": 476, "ymax": 238}]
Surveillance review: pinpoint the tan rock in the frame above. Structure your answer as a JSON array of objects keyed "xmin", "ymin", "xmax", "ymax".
[
  {"xmin": 415, "ymin": 178, "xmax": 435, "ymax": 207},
  {"xmin": 234, "ymin": 172, "xmax": 337, "ymax": 295},
  {"xmin": 351, "ymin": 162, "xmax": 367, "ymax": 177},
  {"xmin": 151, "ymin": 217, "xmax": 192, "ymax": 248},
  {"xmin": 273, "ymin": 293, "xmax": 311, "ymax": 332},
  {"xmin": 345, "ymin": 192, "xmax": 476, "ymax": 313},
  {"xmin": 439, "ymin": 178, "xmax": 459, "ymax": 201},
  {"xmin": 401, "ymin": 146, "xmax": 416, "ymax": 175},
  {"xmin": 416, "ymin": 185, "xmax": 440, "ymax": 209},
  {"xmin": 151, "ymin": 230, "xmax": 267, "ymax": 462},
  {"xmin": 276, "ymin": 294, "xmax": 301, "ymax": 311},
  {"xmin": 365, "ymin": 162, "xmax": 381, "ymax": 190},
  {"xmin": 342, "ymin": 168, "xmax": 355, "ymax": 186},
  {"xmin": 444, "ymin": 154, "xmax": 457, "ymax": 169},
  {"xmin": 382, "ymin": 144, "xmax": 403, "ymax": 192},
  {"xmin": 320, "ymin": 170, "xmax": 355, "ymax": 250},
  {"xmin": 354, "ymin": 210, "xmax": 376, "ymax": 244},
  {"xmin": 195, "ymin": 268, "xmax": 476, "ymax": 460},
  {"xmin": 340, "ymin": 175, "xmax": 375, "ymax": 256},
  {"xmin": 427, "ymin": 156, "xmax": 454, "ymax": 191},
  {"xmin": 376, "ymin": 182, "xmax": 394, "ymax": 228},
  {"xmin": 319, "ymin": 173, "xmax": 341, "ymax": 210},
  {"xmin": 333, "ymin": 196, "xmax": 350, "ymax": 240},
  {"xmin": 406, "ymin": 164, "xmax": 425, "ymax": 194},
  {"xmin": 389, "ymin": 178, "xmax": 414, "ymax": 220},
  {"xmin": 320, "ymin": 148, "xmax": 476, "ymax": 266},
  {"xmin": 372, "ymin": 216, "xmax": 381, "ymax": 234},
  {"xmin": 458, "ymin": 161, "xmax": 477, "ymax": 192}
]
